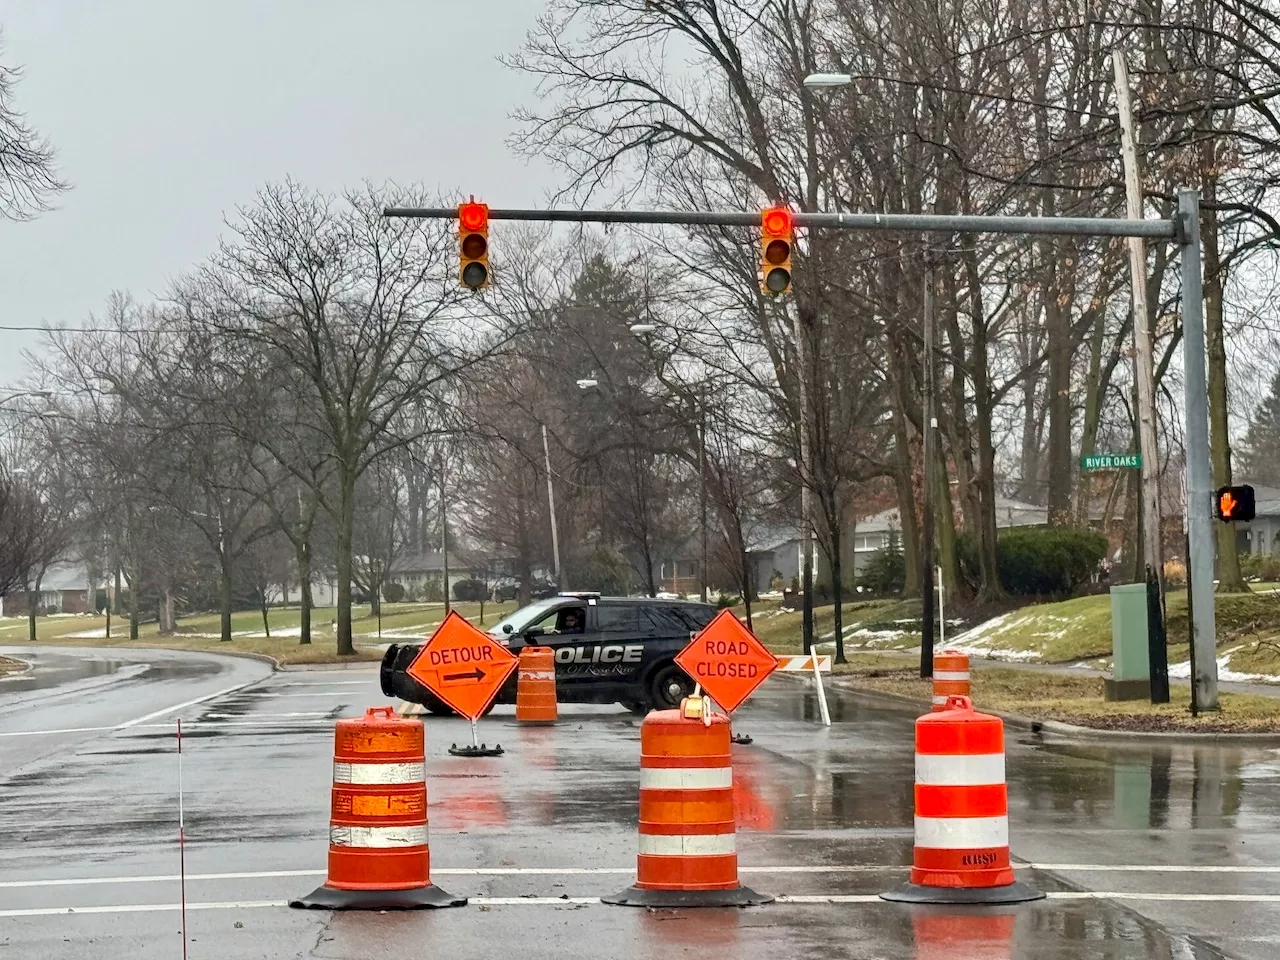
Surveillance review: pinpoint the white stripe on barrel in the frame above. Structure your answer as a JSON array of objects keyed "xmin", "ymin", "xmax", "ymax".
[
  {"xmin": 640, "ymin": 767, "xmax": 734, "ymax": 790},
  {"xmin": 915, "ymin": 753, "xmax": 1004, "ymax": 787},
  {"xmin": 914, "ymin": 815, "xmax": 1008, "ymax": 849},
  {"xmin": 637, "ymin": 833, "xmax": 737, "ymax": 856},
  {"xmin": 522, "ymin": 670, "xmax": 556, "ymax": 681},
  {"xmin": 933, "ymin": 670, "xmax": 969, "ymax": 681},
  {"xmin": 332, "ymin": 761, "xmax": 426, "ymax": 785},
  {"xmin": 329, "ymin": 824, "xmax": 429, "ymax": 848}
]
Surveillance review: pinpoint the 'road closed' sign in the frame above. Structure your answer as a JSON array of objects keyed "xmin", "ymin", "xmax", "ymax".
[{"xmin": 675, "ymin": 609, "xmax": 779, "ymax": 712}]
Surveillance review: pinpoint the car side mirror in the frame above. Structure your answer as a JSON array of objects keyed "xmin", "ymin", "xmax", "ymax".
[
  {"xmin": 525, "ymin": 625, "xmax": 545, "ymax": 639},
  {"xmin": 502, "ymin": 623, "xmax": 514, "ymax": 634}
]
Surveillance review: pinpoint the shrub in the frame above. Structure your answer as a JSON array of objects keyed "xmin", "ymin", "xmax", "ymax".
[
  {"xmin": 1261, "ymin": 555, "xmax": 1280, "ymax": 583},
  {"xmin": 1163, "ymin": 559, "xmax": 1187, "ymax": 590},
  {"xmin": 716, "ymin": 592, "xmax": 741, "ymax": 610},
  {"xmin": 858, "ymin": 531, "xmax": 906, "ymax": 595},
  {"xmin": 382, "ymin": 582, "xmax": 406, "ymax": 603},
  {"xmin": 452, "ymin": 578, "xmax": 489, "ymax": 602},
  {"xmin": 422, "ymin": 578, "xmax": 444, "ymax": 603},
  {"xmin": 958, "ymin": 527, "xmax": 1108, "ymax": 597}
]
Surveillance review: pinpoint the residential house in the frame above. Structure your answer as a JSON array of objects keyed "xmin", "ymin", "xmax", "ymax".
[
  {"xmin": 1234, "ymin": 484, "xmax": 1280, "ymax": 559},
  {"xmin": 1, "ymin": 562, "xmax": 96, "ymax": 617}
]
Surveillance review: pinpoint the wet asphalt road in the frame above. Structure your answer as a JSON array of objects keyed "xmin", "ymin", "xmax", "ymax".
[{"xmin": 1, "ymin": 648, "xmax": 1278, "ymax": 959}]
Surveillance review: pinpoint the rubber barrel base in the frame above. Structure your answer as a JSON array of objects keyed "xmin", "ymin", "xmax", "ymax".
[
  {"xmin": 289, "ymin": 883, "xmax": 467, "ymax": 910},
  {"xmin": 880, "ymin": 880, "xmax": 1045, "ymax": 905},
  {"xmin": 602, "ymin": 884, "xmax": 773, "ymax": 908}
]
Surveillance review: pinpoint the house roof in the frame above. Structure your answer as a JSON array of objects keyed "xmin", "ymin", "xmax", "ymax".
[
  {"xmin": 858, "ymin": 496, "xmax": 1048, "ymax": 534},
  {"xmin": 40, "ymin": 562, "xmax": 91, "ymax": 593},
  {"xmin": 1250, "ymin": 484, "xmax": 1280, "ymax": 516}
]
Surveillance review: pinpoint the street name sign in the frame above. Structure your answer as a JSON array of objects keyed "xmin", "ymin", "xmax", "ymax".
[
  {"xmin": 675, "ymin": 609, "xmax": 779, "ymax": 713},
  {"xmin": 1081, "ymin": 453, "xmax": 1141, "ymax": 470},
  {"xmin": 406, "ymin": 611, "xmax": 518, "ymax": 721}
]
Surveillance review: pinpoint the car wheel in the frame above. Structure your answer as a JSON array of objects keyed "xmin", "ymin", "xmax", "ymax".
[
  {"xmin": 620, "ymin": 699, "xmax": 650, "ymax": 716},
  {"xmin": 650, "ymin": 664, "xmax": 695, "ymax": 710}
]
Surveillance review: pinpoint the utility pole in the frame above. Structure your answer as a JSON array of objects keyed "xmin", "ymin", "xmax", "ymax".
[
  {"xmin": 1179, "ymin": 189, "xmax": 1219, "ymax": 710},
  {"xmin": 698, "ymin": 386, "xmax": 709, "ymax": 604},
  {"xmin": 795, "ymin": 312, "xmax": 814, "ymax": 654},
  {"xmin": 1113, "ymin": 52, "xmax": 1165, "ymax": 605},
  {"xmin": 920, "ymin": 264, "xmax": 937, "ymax": 678},
  {"xmin": 439, "ymin": 454, "xmax": 450, "ymax": 615},
  {"xmin": 541, "ymin": 423, "xmax": 563, "ymax": 590}
]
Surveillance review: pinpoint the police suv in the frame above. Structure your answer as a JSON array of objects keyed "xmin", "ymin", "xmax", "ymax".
[{"xmin": 380, "ymin": 592, "xmax": 719, "ymax": 716}]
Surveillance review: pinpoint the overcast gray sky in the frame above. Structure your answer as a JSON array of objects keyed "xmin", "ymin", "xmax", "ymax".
[{"xmin": 0, "ymin": 0, "xmax": 560, "ymax": 385}]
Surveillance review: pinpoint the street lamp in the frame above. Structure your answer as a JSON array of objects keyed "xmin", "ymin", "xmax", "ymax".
[
  {"xmin": 576, "ymin": 378, "xmax": 600, "ymax": 391},
  {"xmin": 803, "ymin": 73, "xmax": 852, "ymax": 89},
  {"xmin": 628, "ymin": 323, "xmax": 658, "ymax": 336}
]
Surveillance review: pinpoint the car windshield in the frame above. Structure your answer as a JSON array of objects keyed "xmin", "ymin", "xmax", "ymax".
[{"xmin": 488, "ymin": 598, "xmax": 562, "ymax": 637}]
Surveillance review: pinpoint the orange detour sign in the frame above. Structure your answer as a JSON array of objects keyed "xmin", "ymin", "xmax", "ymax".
[
  {"xmin": 675, "ymin": 609, "xmax": 779, "ymax": 713},
  {"xmin": 406, "ymin": 611, "xmax": 517, "ymax": 721}
]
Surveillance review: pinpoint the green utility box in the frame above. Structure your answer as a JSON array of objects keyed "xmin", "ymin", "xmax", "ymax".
[{"xmin": 1106, "ymin": 583, "xmax": 1151, "ymax": 701}]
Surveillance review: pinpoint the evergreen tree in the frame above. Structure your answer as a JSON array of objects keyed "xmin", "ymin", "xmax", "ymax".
[{"xmin": 1239, "ymin": 373, "xmax": 1280, "ymax": 487}]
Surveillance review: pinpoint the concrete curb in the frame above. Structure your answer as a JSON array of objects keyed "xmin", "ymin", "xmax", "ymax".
[{"xmin": 795, "ymin": 673, "xmax": 1280, "ymax": 744}]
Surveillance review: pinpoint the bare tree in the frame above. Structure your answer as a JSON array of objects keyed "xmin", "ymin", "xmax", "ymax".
[{"xmin": 0, "ymin": 38, "xmax": 68, "ymax": 219}]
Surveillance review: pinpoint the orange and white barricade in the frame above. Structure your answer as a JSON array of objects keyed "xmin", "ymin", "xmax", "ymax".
[
  {"xmin": 516, "ymin": 646, "xmax": 558, "ymax": 724},
  {"xmin": 881, "ymin": 695, "xmax": 1042, "ymax": 904},
  {"xmin": 603, "ymin": 696, "xmax": 772, "ymax": 907},
  {"xmin": 931, "ymin": 650, "xmax": 971, "ymax": 711},
  {"xmin": 290, "ymin": 706, "xmax": 465, "ymax": 910},
  {"xmin": 776, "ymin": 653, "xmax": 831, "ymax": 726}
]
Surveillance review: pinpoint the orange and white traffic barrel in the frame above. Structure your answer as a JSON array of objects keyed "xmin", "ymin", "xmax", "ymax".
[
  {"xmin": 603, "ymin": 696, "xmax": 772, "ymax": 907},
  {"xmin": 932, "ymin": 650, "xmax": 970, "ymax": 711},
  {"xmin": 881, "ymin": 695, "xmax": 1043, "ymax": 904},
  {"xmin": 516, "ymin": 646, "xmax": 558, "ymax": 724},
  {"xmin": 289, "ymin": 706, "xmax": 465, "ymax": 910}
]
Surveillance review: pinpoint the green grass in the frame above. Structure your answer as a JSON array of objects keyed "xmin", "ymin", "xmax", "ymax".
[
  {"xmin": 951, "ymin": 589, "xmax": 1280, "ymax": 669},
  {"xmin": 838, "ymin": 660, "xmax": 1280, "ymax": 732},
  {"xmin": 0, "ymin": 601, "xmax": 508, "ymax": 666},
  {"xmin": 748, "ymin": 598, "xmax": 921, "ymax": 655}
]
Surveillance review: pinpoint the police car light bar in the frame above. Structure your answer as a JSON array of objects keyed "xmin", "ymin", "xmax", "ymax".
[{"xmin": 559, "ymin": 591, "xmax": 602, "ymax": 599}]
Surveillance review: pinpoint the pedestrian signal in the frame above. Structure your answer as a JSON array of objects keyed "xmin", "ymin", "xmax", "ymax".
[
  {"xmin": 1215, "ymin": 485, "xmax": 1255, "ymax": 522},
  {"xmin": 760, "ymin": 206, "xmax": 793, "ymax": 295},
  {"xmin": 458, "ymin": 200, "xmax": 489, "ymax": 290}
]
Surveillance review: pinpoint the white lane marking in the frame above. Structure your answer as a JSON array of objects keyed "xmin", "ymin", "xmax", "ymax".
[
  {"xmin": 276, "ymin": 681, "xmax": 372, "ymax": 687},
  {"xmin": 8, "ymin": 862, "xmax": 1280, "ymax": 891},
  {"xmin": 8, "ymin": 890, "xmax": 1280, "ymax": 917},
  {"xmin": 116, "ymin": 678, "xmax": 264, "ymax": 729},
  {"xmin": 0, "ymin": 719, "xmax": 343, "ymax": 738},
  {"xmin": 244, "ymin": 691, "xmax": 366, "ymax": 698},
  {"xmin": 203, "ymin": 711, "xmax": 333, "ymax": 719}
]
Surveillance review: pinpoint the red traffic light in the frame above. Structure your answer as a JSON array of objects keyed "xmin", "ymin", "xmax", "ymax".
[
  {"xmin": 762, "ymin": 206, "xmax": 792, "ymax": 237},
  {"xmin": 459, "ymin": 202, "xmax": 489, "ymax": 233}
]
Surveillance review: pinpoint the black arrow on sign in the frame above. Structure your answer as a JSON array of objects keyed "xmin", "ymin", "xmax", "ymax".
[{"xmin": 444, "ymin": 668, "xmax": 486, "ymax": 682}]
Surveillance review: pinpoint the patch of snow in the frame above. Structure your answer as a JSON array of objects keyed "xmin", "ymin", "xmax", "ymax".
[
  {"xmin": 945, "ymin": 643, "xmax": 1044, "ymax": 663},
  {"xmin": 65, "ymin": 627, "xmax": 109, "ymax": 638},
  {"xmin": 1169, "ymin": 653, "xmax": 1280, "ymax": 684}
]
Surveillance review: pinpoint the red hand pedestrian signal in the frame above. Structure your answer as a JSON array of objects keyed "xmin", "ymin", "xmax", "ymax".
[{"xmin": 1215, "ymin": 484, "xmax": 1255, "ymax": 522}]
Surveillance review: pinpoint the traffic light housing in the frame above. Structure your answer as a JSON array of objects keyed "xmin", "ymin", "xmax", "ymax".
[
  {"xmin": 1215, "ymin": 484, "xmax": 1255, "ymax": 522},
  {"xmin": 458, "ymin": 201, "xmax": 489, "ymax": 290},
  {"xmin": 760, "ymin": 206, "xmax": 793, "ymax": 295}
]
